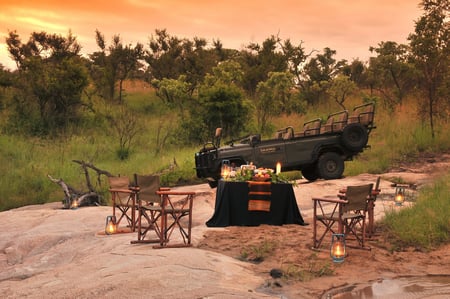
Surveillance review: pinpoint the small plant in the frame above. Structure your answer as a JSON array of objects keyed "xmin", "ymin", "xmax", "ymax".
[
  {"xmin": 108, "ymin": 108, "xmax": 142, "ymax": 160},
  {"xmin": 238, "ymin": 240, "xmax": 276, "ymax": 263},
  {"xmin": 280, "ymin": 253, "xmax": 335, "ymax": 282}
]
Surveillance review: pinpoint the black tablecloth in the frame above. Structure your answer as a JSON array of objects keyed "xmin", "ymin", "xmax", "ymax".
[{"xmin": 206, "ymin": 180, "xmax": 305, "ymax": 227}]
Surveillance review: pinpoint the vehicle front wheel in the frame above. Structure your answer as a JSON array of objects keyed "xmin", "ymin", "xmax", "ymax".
[
  {"xmin": 317, "ymin": 152, "xmax": 344, "ymax": 180},
  {"xmin": 207, "ymin": 178, "xmax": 218, "ymax": 188},
  {"xmin": 302, "ymin": 164, "xmax": 319, "ymax": 181}
]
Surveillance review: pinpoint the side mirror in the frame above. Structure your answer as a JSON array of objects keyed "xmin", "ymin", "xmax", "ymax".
[
  {"xmin": 215, "ymin": 128, "xmax": 222, "ymax": 138},
  {"xmin": 215, "ymin": 128, "xmax": 222, "ymax": 147}
]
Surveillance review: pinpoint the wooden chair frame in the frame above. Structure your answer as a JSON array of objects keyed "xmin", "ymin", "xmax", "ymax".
[
  {"xmin": 156, "ymin": 190, "xmax": 195, "ymax": 248},
  {"xmin": 108, "ymin": 176, "xmax": 137, "ymax": 232},
  {"xmin": 131, "ymin": 174, "xmax": 195, "ymax": 249},
  {"xmin": 131, "ymin": 175, "xmax": 167, "ymax": 245}
]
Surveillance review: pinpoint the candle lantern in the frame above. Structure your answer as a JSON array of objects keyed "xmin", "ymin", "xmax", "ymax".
[
  {"xmin": 394, "ymin": 186, "xmax": 406, "ymax": 206},
  {"xmin": 105, "ymin": 215, "xmax": 117, "ymax": 235},
  {"xmin": 221, "ymin": 160, "xmax": 231, "ymax": 179},
  {"xmin": 276, "ymin": 162, "xmax": 281, "ymax": 175},
  {"xmin": 70, "ymin": 199, "xmax": 78, "ymax": 209},
  {"xmin": 330, "ymin": 234, "xmax": 346, "ymax": 263}
]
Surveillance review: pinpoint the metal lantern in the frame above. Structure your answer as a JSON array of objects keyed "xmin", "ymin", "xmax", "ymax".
[
  {"xmin": 105, "ymin": 215, "xmax": 117, "ymax": 235},
  {"xmin": 330, "ymin": 234, "xmax": 346, "ymax": 263},
  {"xmin": 70, "ymin": 199, "xmax": 78, "ymax": 209},
  {"xmin": 221, "ymin": 160, "xmax": 231, "ymax": 179},
  {"xmin": 394, "ymin": 186, "xmax": 406, "ymax": 206}
]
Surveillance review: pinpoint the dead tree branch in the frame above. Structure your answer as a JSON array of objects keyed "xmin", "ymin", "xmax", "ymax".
[{"xmin": 49, "ymin": 160, "xmax": 113, "ymax": 209}]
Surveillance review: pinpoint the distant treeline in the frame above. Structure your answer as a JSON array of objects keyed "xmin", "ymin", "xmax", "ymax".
[{"xmin": 0, "ymin": 0, "xmax": 448, "ymax": 142}]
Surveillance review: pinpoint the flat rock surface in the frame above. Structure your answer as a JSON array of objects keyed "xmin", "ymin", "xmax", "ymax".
[{"xmin": 1, "ymin": 154, "xmax": 449, "ymax": 298}]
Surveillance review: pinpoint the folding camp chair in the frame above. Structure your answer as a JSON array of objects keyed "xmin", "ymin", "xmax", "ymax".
[
  {"xmin": 108, "ymin": 176, "xmax": 137, "ymax": 232},
  {"xmin": 131, "ymin": 174, "xmax": 195, "ymax": 248},
  {"xmin": 312, "ymin": 183, "xmax": 373, "ymax": 250}
]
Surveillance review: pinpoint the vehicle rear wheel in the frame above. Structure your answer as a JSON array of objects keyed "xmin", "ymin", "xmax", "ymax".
[
  {"xmin": 302, "ymin": 164, "xmax": 319, "ymax": 181},
  {"xmin": 317, "ymin": 152, "xmax": 344, "ymax": 180},
  {"xmin": 341, "ymin": 123, "xmax": 368, "ymax": 152}
]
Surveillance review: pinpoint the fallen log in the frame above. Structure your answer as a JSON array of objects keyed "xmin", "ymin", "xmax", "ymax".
[
  {"xmin": 48, "ymin": 160, "xmax": 112, "ymax": 209},
  {"xmin": 47, "ymin": 175, "xmax": 97, "ymax": 208}
]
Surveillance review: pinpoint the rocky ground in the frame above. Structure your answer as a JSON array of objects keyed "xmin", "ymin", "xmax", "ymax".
[{"xmin": 0, "ymin": 153, "xmax": 449, "ymax": 298}]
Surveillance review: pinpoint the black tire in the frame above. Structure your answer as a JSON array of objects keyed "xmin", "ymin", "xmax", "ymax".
[
  {"xmin": 302, "ymin": 164, "xmax": 319, "ymax": 181},
  {"xmin": 207, "ymin": 178, "xmax": 218, "ymax": 188},
  {"xmin": 341, "ymin": 123, "xmax": 368, "ymax": 151},
  {"xmin": 317, "ymin": 152, "xmax": 344, "ymax": 180}
]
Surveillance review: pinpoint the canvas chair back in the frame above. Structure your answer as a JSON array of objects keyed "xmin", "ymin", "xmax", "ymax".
[
  {"xmin": 108, "ymin": 176, "xmax": 130, "ymax": 190},
  {"xmin": 134, "ymin": 174, "xmax": 161, "ymax": 204},
  {"xmin": 343, "ymin": 184, "xmax": 373, "ymax": 213}
]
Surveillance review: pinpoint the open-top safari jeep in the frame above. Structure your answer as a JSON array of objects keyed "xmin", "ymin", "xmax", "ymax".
[{"xmin": 195, "ymin": 102, "xmax": 376, "ymax": 188}]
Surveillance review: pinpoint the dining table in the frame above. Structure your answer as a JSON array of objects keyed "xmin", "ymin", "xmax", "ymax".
[{"xmin": 206, "ymin": 180, "xmax": 306, "ymax": 227}]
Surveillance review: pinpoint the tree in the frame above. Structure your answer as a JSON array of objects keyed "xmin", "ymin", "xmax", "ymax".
[
  {"xmin": 238, "ymin": 36, "xmax": 288, "ymax": 97},
  {"xmin": 89, "ymin": 30, "xmax": 144, "ymax": 103},
  {"xmin": 107, "ymin": 107, "xmax": 142, "ymax": 160},
  {"xmin": 152, "ymin": 75, "xmax": 192, "ymax": 119},
  {"xmin": 302, "ymin": 47, "xmax": 347, "ymax": 105},
  {"xmin": 367, "ymin": 41, "xmax": 416, "ymax": 109},
  {"xmin": 182, "ymin": 78, "xmax": 250, "ymax": 144},
  {"xmin": 203, "ymin": 59, "xmax": 244, "ymax": 87},
  {"xmin": 277, "ymin": 37, "xmax": 313, "ymax": 91},
  {"xmin": 194, "ymin": 82, "xmax": 250, "ymax": 141},
  {"xmin": 0, "ymin": 65, "xmax": 13, "ymax": 110},
  {"xmin": 341, "ymin": 59, "xmax": 367, "ymax": 87},
  {"xmin": 255, "ymin": 71, "xmax": 295, "ymax": 132},
  {"xmin": 6, "ymin": 30, "xmax": 88, "ymax": 134},
  {"xmin": 327, "ymin": 75, "xmax": 357, "ymax": 110},
  {"xmin": 408, "ymin": 0, "xmax": 450, "ymax": 138},
  {"xmin": 145, "ymin": 29, "xmax": 226, "ymax": 92},
  {"xmin": 0, "ymin": 64, "xmax": 13, "ymax": 88}
]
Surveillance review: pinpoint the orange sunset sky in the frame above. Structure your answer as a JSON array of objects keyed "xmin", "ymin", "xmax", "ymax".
[{"xmin": 0, "ymin": 0, "xmax": 422, "ymax": 70}]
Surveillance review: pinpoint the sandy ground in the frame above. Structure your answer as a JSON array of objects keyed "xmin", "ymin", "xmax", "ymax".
[{"xmin": 0, "ymin": 154, "xmax": 449, "ymax": 298}]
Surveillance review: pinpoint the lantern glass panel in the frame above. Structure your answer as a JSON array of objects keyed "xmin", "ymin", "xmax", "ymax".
[
  {"xmin": 395, "ymin": 186, "xmax": 406, "ymax": 206},
  {"xmin": 331, "ymin": 234, "xmax": 346, "ymax": 263},
  {"xmin": 105, "ymin": 215, "xmax": 117, "ymax": 235}
]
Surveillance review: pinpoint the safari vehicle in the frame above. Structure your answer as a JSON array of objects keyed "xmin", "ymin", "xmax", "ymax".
[{"xmin": 195, "ymin": 102, "xmax": 376, "ymax": 188}]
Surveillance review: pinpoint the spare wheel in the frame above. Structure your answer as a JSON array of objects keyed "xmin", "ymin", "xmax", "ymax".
[{"xmin": 341, "ymin": 123, "xmax": 368, "ymax": 151}]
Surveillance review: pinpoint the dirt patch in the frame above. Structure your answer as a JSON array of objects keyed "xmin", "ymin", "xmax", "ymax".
[{"xmin": 197, "ymin": 153, "xmax": 450, "ymax": 298}]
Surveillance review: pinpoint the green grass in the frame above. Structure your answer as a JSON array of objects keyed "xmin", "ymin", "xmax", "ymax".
[
  {"xmin": 281, "ymin": 254, "xmax": 335, "ymax": 282},
  {"xmin": 1, "ymin": 89, "xmax": 449, "ymax": 211},
  {"xmin": 239, "ymin": 240, "xmax": 276, "ymax": 263},
  {"xmin": 344, "ymin": 103, "xmax": 450, "ymax": 177},
  {"xmin": 381, "ymin": 173, "xmax": 450, "ymax": 251}
]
